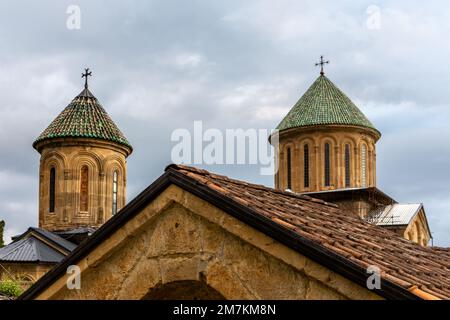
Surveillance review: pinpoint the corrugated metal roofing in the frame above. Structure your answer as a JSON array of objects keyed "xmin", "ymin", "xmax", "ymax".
[
  {"xmin": 366, "ymin": 203, "xmax": 422, "ymax": 226},
  {"xmin": 0, "ymin": 237, "xmax": 65, "ymax": 263},
  {"xmin": 0, "ymin": 227, "xmax": 77, "ymax": 263},
  {"xmin": 29, "ymin": 228, "xmax": 77, "ymax": 252}
]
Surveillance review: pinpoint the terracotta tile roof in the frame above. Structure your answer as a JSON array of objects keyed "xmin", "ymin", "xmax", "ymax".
[
  {"xmin": 171, "ymin": 165, "xmax": 450, "ymax": 299},
  {"xmin": 33, "ymin": 88, "xmax": 132, "ymax": 151},
  {"xmin": 20, "ymin": 164, "xmax": 450, "ymax": 300},
  {"xmin": 430, "ymin": 247, "xmax": 450, "ymax": 260},
  {"xmin": 276, "ymin": 75, "xmax": 380, "ymax": 136}
]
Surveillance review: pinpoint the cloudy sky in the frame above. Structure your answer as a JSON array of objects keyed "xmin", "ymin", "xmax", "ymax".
[{"xmin": 1, "ymin": 0, "xmax": 450, "ymax": 246}]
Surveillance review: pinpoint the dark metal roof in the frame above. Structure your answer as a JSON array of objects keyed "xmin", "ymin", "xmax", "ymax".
[
  {"xmin": 54, "ymin": 226, "xmax": 96, "ymax": 236},
  {"xmin": 54, "ymin": 227, "xmax": 97, "ymax": 245},
  {"xmin": 14, "ymin": 227, "xmax": 77, "ymax": 252},
  {"xmin": 302, "ymin": 187, "xmax": 397, "ymax": 206},
  {"xmin": 1, "ymin": 228, "xmax": 77, "ymax": 263},
  {"xmin": 0, "ymin": 237, "xmax": 65, "ymax": 263}
]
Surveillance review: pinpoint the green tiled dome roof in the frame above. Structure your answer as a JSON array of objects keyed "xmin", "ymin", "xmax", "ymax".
[
  {"xmin": 33, "ymin": 88, "xmax": 132, "ymax": 151},
  {"xmin": 276, "ymin": 75, "xmax": 379, "ymax": 134}
]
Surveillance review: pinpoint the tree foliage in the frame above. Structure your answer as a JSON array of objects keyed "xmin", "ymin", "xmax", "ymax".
[
  {"xmin": 0, "ymin": 220, "xmax": 4, "ymax": 248},
  {"xmin": 0, "ymin": 280, "xmax": 23, "ymax": 298}
]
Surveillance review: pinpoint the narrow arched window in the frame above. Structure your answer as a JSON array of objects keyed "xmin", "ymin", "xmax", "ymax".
[
  {"xmin": 345, "ymin": 144, "xmax": 351, "ymax": 188},
  {"xmin": 324, "ymin": 143, "xmax": 331, "ymax": 187},
  {"xmin": 112, "ymin": 170, "xmax": 118, "ymax": 215},
  {"xmin": 286, "ymin": 147, "xmax": 292, "ymax": 190},
  {"xmin": 304, "ymin": 144, "xmax": 309, "ymax": 188},
  {"xmin": 361, "ymin": 145, "xmax": 367, "ymax": 187},
  {"xmin": 49, "ymin": 168, "xmax": 56, "ymax": 213},
  {"xmin": 80, "ymin": 166, "xmax": 89, "ymax": 212}
]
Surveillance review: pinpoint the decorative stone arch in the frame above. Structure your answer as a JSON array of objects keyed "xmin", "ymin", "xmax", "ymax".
[
  {"xmin": 319, "ymin": 136, "xmax": 338, "ymax": 189},
  {"xmin": 102, "ymin": 154, "xmax": 126, "ymax": 172},
  {"xmin": 298, "ymin": 137, "xmax": 315, "ymax": 191},
  {"xmin": 72, "ymin": 156, "xmax": 100, "ymax": 218},
  {"xmin": 17, "ymin": 274, "xmax": 36, "ymax": 284},
  {"xmin": 103, "ymin": 159, "xmax": 126, "ymax": 222},
  {"xmin": 103, "ymin": 153, "xmax": 127, "ymax": 192},
  {"xmin": 280, "ymin": 141, "xmax": 296, "ymax": 190},
  {"xmin": 341, "ymin": 139, "xmax": 355, "ymax": 188},
  {"xmin": 142, "ymin": 280, "xmax": 226, "ymax": 300},
  {"xmin": 41, "ymin": 150, "xmax": 69, "ymax": 169},
  {"xmin": 40, "ymin": 152, "xmax": 67, "ymax": 225},
  {"xmin": 357, "ymin": 141, "xmax": 369, "ymax": 188},
  {"xmin": 70, "ymin": 150, "xmax": 104, "ymax": 174},
  {"xmin": 319, "ymin": 134, "xmax": 339, "ymax": 146},
  {"xmin": 342, "ymin": 134, "xmax": 358, "ymax": 146}
]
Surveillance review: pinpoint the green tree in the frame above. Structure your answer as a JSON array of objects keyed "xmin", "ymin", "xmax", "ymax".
[
  {"xmin": 0, "ymin": 280, "xmax": 23, "ymax": 297},
  {"xmin": 0, "ymin": 220, "xmax": 4, "ymax": 248}
]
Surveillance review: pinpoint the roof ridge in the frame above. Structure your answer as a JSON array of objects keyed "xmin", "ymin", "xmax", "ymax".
[
  {"xmin": 166, "ymin": 164, "xmax": 338, "ymax": 208},
  {"xmin": 29, "ymin": 227, "xmax": 77, "ymax": 252}
]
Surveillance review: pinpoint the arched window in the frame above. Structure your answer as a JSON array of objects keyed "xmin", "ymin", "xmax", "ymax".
[
  {"xmin": 49, "ymin": 167, "xmax": 56, "ymax": 213},
  {"xmin": 345, "ymin": 144, "xmax": 351, "ymax": 188},
  {"xmin": 361, "ymin": 145, "xmax": 367, "ymax": 187},
  {"xmin": 324, "ymin": 143, "xmax": 331, "ymax": 187},
  {"xmin": 80, "ymin": 166, "xmax": 89, "ymax": 212},
  {"xmin": 303, "ymin": 144, "xmax": 310, "ymax": 188},
  {"xmin": 286, "ymin": 147, "xmax": 292, "ymax": 190},
  {"xmin": 112, "ymin": 170, "xmax": 118, "ymax": 215}
]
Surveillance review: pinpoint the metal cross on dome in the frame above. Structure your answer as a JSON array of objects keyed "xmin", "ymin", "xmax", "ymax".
[
  {"xmin": 315, "ymin": 56, "xmax": 329, "ymax": 75},
  {"xmin": 82, "ymin": 68, "xmax": 92, "ymax": 89}
]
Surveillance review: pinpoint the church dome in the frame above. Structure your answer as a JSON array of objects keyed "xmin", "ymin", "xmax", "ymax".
[
  {"xmin": 276, "ymin": 74, "xmax": 380, "ymax": 136},
  {"xmin": 33, "ymin": 87, "xmax": 132, "ymax": 153}
]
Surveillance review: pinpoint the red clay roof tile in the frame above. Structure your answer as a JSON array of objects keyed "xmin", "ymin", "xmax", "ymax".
[{"xmin": 170, "ymin": 164, "xmax": 450, "ymax": 299}]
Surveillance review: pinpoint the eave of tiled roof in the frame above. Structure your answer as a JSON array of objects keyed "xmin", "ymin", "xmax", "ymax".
[
  {"xmin": 276, "ymin": 75, "xmax": 380, "ymax": 136},
  {"xmin": 33, "ymin": 88, "xmax": 132, "ymax": 153},
  {"xmin": 20, "ymin": 165, "xmax": 449, "ymax": 300}
]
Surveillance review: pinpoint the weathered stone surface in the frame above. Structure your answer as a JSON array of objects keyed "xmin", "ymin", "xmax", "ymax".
[
  {"xmin": 147, "ymin": 204, "xmax": 202, "ymax": 257},
  {"xmin": 116, "ymin": 258, "xmax": 161, "ymax": 299},
  {"xmin": 160, "ymin": 256, "xmax": 201, "ymax": 283},
  {"xmin": 222, "ymin": 233, "xmax": 308, "ymax": 299},
  {"xmin": 306, "ymin": 279, "xmax": 346, "ymax": 300},
  {"xmin": 205, "ymin": 259, "xmax": 256, "ymax": 299}
]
